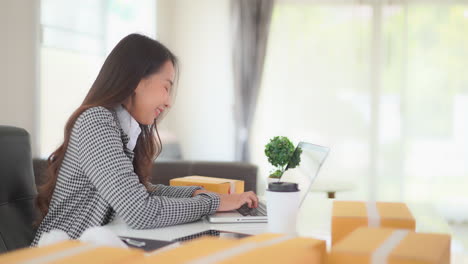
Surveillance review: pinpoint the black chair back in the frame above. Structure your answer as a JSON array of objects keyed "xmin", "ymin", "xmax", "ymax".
[{"xmin": 0, "ymin": 126, "xmax": 37, "ymax": 253}]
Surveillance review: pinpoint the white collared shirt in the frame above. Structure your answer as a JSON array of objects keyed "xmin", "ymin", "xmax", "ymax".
[{"xmin": 114, "ymin": 104, "xmax": 141, "ymax": 151}]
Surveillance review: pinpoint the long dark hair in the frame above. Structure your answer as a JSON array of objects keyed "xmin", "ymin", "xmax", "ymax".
[{"xmin": 35, "ymin": 33, "xmax": 178, "ymax": 225}]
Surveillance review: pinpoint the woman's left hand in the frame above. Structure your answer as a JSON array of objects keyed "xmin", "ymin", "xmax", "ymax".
[{"xmin": 192, "ymin": 189, "xmax": 209, "ymax": 197}]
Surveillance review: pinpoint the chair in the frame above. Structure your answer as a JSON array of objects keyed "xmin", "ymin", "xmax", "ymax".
[{"xmin": 0, "ymin": 126, "xmax": 37, "ymax": 253}]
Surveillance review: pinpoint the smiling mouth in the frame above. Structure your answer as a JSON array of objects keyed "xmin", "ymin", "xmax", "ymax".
[{"xmin": 155, "ymin": 108, "xmax": 163, "ymax": 117}]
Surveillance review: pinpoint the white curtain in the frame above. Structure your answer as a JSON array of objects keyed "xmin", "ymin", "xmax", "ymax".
[{"xmin": 251, "ymin": 0, "xmax": 468, "ymax": 212}]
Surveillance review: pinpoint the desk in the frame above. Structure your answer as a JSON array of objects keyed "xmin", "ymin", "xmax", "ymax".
[
  {"xmin": 105, "ymin": 195, "xmax": 452, "ymax": 251},
  {"xmin": 105, "ymin": 196, "xmax": 468, "ymax": 262}
]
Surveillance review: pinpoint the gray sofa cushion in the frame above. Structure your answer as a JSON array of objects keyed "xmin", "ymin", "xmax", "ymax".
[{"xmin": 33, "ymin": 160, "xmax": 258, "ymax": 194}]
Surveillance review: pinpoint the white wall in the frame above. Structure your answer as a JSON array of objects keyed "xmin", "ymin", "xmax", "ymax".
[
  {"xmin": 0, "ymin": 0, "xmax": 39, "ymax": 156},
  {"xmin": 156, "ymin": 0, "xmax": 235, "ymax": 161}
]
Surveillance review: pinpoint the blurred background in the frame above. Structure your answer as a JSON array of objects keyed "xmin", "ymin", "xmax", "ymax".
[{"xmin": 1, "ymin": 0, "xmax": 468, "ymax": 254}]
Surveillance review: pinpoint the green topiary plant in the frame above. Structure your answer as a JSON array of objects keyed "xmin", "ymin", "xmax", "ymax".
[{"xmin": 264, "ymin": 136, "xmax": 302, "ymax": 179}]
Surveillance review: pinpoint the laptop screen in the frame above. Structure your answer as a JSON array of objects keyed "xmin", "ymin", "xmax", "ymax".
[{"xmin": 278, "ymin": 142, "xmax": 330, "ymax": 206}]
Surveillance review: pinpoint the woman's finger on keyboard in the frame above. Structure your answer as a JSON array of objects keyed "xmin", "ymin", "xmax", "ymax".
[
  {"xmin": 244, "ymin": 198, "xmax": 253, "ymax": 208},
  {"xmin": 246, "ymin": 191, "xmax": 258, "ymax": 208}
]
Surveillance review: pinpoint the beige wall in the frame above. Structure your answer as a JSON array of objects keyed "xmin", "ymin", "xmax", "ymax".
[
  {"xmin": 156, "ymin": 0, "xmax": 235, "ymax": 161},
  {"xmin": 0, "ymin": 0, "xmax": 39, "ymax": 156}
]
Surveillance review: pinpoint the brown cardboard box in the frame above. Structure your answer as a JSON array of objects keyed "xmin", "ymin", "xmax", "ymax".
[
  {"xmin": 328, "ymin": 227, "xmax": 451, "ymax": 264},
  {"xmin": 170, "ymin": 175, "xmax": 244, "ymax": 194},
  {"xmin": 332, "ymin": 201, "xmax": 415, "ymax": 245},
  {"xmin": 135, "ymin": 233, "xmax": 326, "ymax": 264},
  {"xmin": 0, "ymin": 240, "xmax": 144, "ymax": 264}
]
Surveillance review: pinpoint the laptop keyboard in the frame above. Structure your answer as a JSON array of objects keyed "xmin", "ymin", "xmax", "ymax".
[{"xmin": 237, "ymin": 203, "xmax": 267, "ymax": 216}]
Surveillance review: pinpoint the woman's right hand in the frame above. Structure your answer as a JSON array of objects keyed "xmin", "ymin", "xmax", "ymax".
[{"xmin": 217, "ymin": 191, "xmax": 259, "ymax": 212}]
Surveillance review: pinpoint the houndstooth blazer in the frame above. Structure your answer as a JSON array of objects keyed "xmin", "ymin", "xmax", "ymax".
[{"xmin": 31, "ymin": 106, "xmax": 220, "ymax": 246}]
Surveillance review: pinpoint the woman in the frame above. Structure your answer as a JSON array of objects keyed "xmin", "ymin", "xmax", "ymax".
[{"xmin": 32, "ymin": 34, "xmax": 259, "ymax": 246}]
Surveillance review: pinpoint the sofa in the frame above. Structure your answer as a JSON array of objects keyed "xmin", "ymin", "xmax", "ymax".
[{"xmin": 33, "ymin": 159, "xmax": 258, "ymax": 193}]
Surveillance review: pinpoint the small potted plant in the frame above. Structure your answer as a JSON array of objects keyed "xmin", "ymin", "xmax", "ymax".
[{"xmin": 264, "ymin": 136, "xmax": 302, "ymax": 183}]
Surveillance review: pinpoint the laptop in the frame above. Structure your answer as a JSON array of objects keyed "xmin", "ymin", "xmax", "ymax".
[{"xmin": 207, "ymin": 141, "xmax": 330, "ymax": 223}]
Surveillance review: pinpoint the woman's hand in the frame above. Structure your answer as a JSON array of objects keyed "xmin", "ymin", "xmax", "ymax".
[
  {"xmin": 192, "ymin": 189, "xmax": 209, "ymax": 197},
  {"xmin": 217, "ymin": 191, "xmax": 259, "ymax": 212},
  {"xmin": 192, "ymin": 189, "xmax": 259, "ymax": 212}
]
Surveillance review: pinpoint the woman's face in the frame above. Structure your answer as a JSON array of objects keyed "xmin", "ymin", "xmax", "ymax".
[{"xmin": 124, "ymin": 60, "xmax": 175, "ymax": 125}]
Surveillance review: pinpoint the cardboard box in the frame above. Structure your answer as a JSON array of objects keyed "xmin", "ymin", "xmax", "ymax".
[
  {"xmin": 332, "ymin": 201, "xmax": 415, "ymax": 245},
  {"xmin": 0, "ymin": 240, "xmax": 143, "ymax": 264},
  {"xmin": 170, "ymin": 175, "xmax": 244, "ymax": 194},
  {"xmin": 328, "ymin": 227, "xmax": 451, "ymax": 264},
  {"xmin": 134, "ymin": 233, "xmax": 326, "ymax": 264}
]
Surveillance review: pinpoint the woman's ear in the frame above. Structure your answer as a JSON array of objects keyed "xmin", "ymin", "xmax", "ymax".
[
  {"xmin": 121, "ymin": 93, "xmax": 135, "ymax": 112},
  {"xmin": 133, "ymin": 77, "xmax": 149, "ymax": 95}
]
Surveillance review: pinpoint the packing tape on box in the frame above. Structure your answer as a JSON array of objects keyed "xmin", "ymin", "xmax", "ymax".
[
  {"xmin": 23, "ymin": 243, "xmax": 101, "ymax": 264},
  {"xmin": 366, "ymin": 202, "xmax": 381, "ymax": 227},
  {"xmin": 371, "ymin": 229, "xmax": 409, "ymax": 264},
  {"xmin": 229, "ymin": 181, "xmax": 236, "ymax": 194},
  {"xmin": 187, "ymin": 235, "xmax": 296, "ymax": 264}
]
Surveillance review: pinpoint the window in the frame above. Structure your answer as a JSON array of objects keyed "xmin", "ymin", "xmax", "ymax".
[
  {"xmin": 39, "ymin": 0, "xmax": 156, "ymax": 157},
  {"xmin": 252, "ymin": 0, "xmax": 468, "ymax": 204}
]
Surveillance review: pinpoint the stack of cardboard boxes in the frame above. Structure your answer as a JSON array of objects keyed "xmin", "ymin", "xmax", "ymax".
[{"xmin": 328, "ymin": 201, "xmax": 450, "ymax": 264}]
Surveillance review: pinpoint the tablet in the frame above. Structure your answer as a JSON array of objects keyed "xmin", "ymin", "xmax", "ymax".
[
  {"xmin": 172, "ymin": 229, "xmax": 251, "ymax": 242},
  {"xmin": 119, "ymin": 236, "xmax": 174, "ymax": 252}
]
